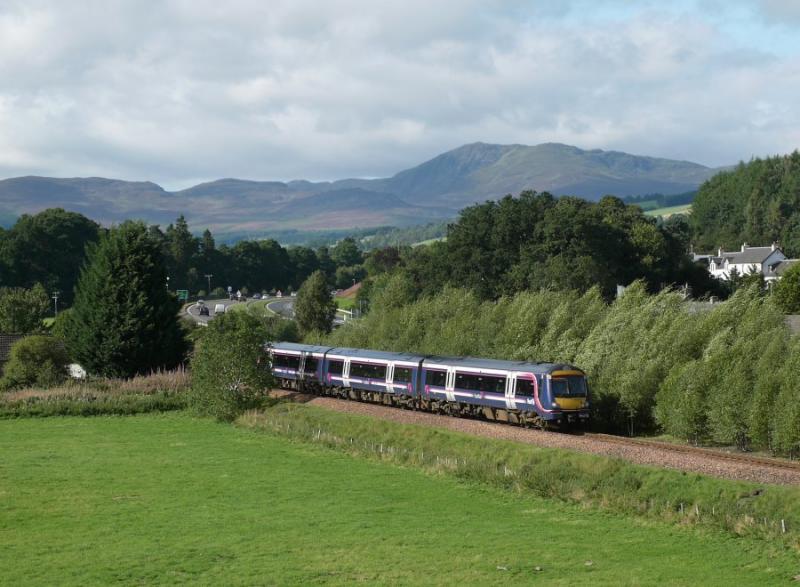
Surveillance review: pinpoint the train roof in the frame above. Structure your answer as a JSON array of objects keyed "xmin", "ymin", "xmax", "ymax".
[
  {"xmin": 422, "ymin": 354, "xmax": 581, "ymax": 375},
  {"xmin": 268, "ymin": 342, "xmax": 334, "ymax": 355},
  {"xmin": 326, "ymin": 347, "xmax": 427, "ymax": 363}
]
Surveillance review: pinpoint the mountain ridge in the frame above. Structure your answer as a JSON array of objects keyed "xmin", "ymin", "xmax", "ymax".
[{"xmin": 0, "ymin": 142, "xmax": 724, "ymax": 235}]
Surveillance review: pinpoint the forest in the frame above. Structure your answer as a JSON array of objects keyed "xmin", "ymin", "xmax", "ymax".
[{"xmin": 691, "ymin": 151, "xmax": 800, "ymax": 256}]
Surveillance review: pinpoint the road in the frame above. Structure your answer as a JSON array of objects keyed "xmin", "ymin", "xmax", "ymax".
[
  {"xmin": 187, "ymin": 296, "xmax": 347, "ymax": 326},
  {"xmin": 185, "ymin": 298, "xmax": 242, "ymax": 324}
]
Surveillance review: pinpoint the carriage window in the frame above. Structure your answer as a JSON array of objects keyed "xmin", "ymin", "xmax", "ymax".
[
  {"xmin": 426, "ymin": 370, "xmax": 446, "ymax": 387},
  {"xmin": 455, "ymin": 373, "xmax": 505, "ymax": 393},
  {"xmin": 351, "ymin": 362, "xmax": 387, "ymax": 379},
  {"xmin": 273, "ymin": 354, "xmax": 299, "ymax": 369},
  {"xmin": 516, "ymin": 378, "xmax": 534, "ymax": 397},
  {"xmin": 328, "ymin": 360, "xmax": 344, "ymax": 375},
  {"xmin": 394, "ymin": 367, "xmax": 413, "ymax": 383},
  {"xmin": 304, "ymin": 357, "xmax": 318, "ymax": 372}
]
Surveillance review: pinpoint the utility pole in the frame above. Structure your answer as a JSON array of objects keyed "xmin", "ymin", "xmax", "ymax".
[
  {"xmin": 52, "ymin": 291, "xmax": 60, "ymax": 318},
  {"xmin": 205, "ymin": 273, "xmax": 213, "ymax": 294}
]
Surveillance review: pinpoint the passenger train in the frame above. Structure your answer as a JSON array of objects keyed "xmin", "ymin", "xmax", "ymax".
[{"xmin": 268, "ymin": 342, "xmax": 590, "ymax": 427}]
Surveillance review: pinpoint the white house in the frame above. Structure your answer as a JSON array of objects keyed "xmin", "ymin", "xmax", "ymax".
[{"xmin": 707, "ymin": 243, "xmax": 790, "ymax": 281}]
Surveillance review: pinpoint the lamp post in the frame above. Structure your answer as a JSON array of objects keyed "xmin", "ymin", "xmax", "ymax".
[
  {"xmin": 205, "ymin": 273, "xmax": 213, "ymax": 294},
  {"xmin": 52, "ymin": 291, "xmax": 60, "ymax": 318},
  {"xmin": 166, "ymin": 276, "xmax": 170, "ymax": 291}
]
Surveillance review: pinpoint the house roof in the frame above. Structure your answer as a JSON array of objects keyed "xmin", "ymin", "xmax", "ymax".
[
  {"xmin": 765, "ymin": 259, "xmax": 799, "ymax": 277},
  {"xmin": 723, "ymin": 246, "xmax": 779, "ymax": 265}
]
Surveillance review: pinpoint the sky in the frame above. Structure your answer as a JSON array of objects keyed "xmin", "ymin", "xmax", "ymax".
[{"xmin": 0, "ymin": 0, "xmax": 798, "ymax": 189}]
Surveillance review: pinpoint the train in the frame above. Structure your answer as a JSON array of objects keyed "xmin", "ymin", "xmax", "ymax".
[{"xmin": 267, "ymin": 342, "xmax": 590, "ymax": 428}]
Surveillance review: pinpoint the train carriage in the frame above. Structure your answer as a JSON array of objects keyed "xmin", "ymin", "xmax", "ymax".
[
  {"xmin": 323, "ymin": 347, "xmax": 426, "ymax": 406},
  {"xmin": 268, "ymin": 342, "xmax": 333, "ymax": 391},
  {"xmin": 420, "ymin": 356, "xmax": 589, "ymax": 426}
]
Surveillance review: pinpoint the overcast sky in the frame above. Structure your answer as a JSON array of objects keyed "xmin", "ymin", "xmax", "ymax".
[{"xmin": 0, "ymin": 0, "xmax": 798, "ymax": 189}]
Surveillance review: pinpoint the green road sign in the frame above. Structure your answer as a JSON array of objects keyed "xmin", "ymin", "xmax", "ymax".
[{"xmin": 176, "ymin": 289, "xmax": 189, "ymax": 301}]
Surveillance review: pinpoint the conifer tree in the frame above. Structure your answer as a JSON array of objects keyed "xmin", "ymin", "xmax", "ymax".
[{"xmin": 66, "ymin": 221, "xmax": 187, "ymax": 377}]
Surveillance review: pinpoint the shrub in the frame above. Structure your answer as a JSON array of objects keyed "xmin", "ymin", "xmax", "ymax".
[
  {"xmin": 189, "ymin": 311, "xmax": 273, "ymax": 421},
  {"xmin": 0, "ymin": 336, "xmax": 69, "ymax": 391}
]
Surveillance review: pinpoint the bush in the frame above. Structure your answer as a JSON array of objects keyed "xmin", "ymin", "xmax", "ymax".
[
  {"xmin": 189, "ymin": 311, "xmax": 273, "ymax": 421},
  {"xmin": 773, "ymin": 263, "xmax": 800, "ymax": 314},
  {"xmin": 0, "ymin": 336, "xmax": 69, "ymax": 391}
]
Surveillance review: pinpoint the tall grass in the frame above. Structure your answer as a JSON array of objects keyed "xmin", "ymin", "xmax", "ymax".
[{"xmin": 0, "ymin": 367, "xmax": 190, "ymax": 418}]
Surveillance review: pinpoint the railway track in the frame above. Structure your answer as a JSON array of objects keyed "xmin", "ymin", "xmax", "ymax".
[{"xmin": 585, "ymin": 433, "xmax": 800, "ymax": 473}]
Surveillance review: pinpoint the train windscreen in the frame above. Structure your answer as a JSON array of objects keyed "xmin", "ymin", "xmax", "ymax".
[{"xmin": 550, "ymin": 376, "xmax": 587, "ymax": 397}]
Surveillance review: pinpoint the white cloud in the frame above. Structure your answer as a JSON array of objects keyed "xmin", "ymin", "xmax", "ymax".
[{"xmin": 0, "ymin": 0, "xmax": 797, "ymax": 187}]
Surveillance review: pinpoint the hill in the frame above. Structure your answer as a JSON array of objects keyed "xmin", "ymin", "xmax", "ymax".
[
  {"xmin": 0, "ymin": 143, "xmax": 722, "ymax": 236},
  {"xmin": 690, "ymin": 151, "xmax": 800, "ymax": 256}
]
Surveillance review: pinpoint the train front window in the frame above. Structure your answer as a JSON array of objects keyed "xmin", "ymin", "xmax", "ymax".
[{"xmin": 551, "ymin": 376, "xmax": 587, "ymax": 397}]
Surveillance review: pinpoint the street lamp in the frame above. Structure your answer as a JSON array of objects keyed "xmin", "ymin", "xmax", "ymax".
[
  {"xmin": 166, "ymin": 276, "xmax": 170, "ymax": 291},
  {"xmin": 52, "ymin": 291, "xmax": 60, "ymax": 318},
  {"xmin": 205, "ymin": 273, "xmax": 213, "ymax": 294}
]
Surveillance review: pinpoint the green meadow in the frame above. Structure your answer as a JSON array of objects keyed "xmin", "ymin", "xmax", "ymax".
[{"xmin": 2, "ymin": 413, "xmax": 798, "ymax": 585}]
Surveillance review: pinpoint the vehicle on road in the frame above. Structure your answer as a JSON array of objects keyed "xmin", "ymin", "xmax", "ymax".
[
  {"xmin": 252, "ymin": 293, "xmax": 262, "ymax": 300},
  {"xmin": 214, "ymin": 303, "xmax": 226, "ymax": 315},
  {"xmin": 267, "ymin": 342, "xmax": 590, "ymax": 428},
  {"xmin": 199, "ymin": 305, "xmax": 210, "ymax": 316}
]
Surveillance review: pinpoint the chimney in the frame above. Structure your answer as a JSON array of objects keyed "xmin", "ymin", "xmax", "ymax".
[
  {"xmin": 741, "ymin": 243, "xmax": 747, "ymax": 252},
  {"xmin": 718, "ymin": 247, "xmax": 723, "ymax": 257},
  {"xmin": 772, "ymin": 242, "xmax": 777, "ymax": 251}
]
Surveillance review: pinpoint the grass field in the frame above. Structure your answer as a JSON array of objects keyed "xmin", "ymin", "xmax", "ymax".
[
  {"xmin": 645, "ymin": 203, "xmax": 692, "ymax": 218},
  {"xmin": 2, "ymin": 414, "xmax": 798, "ymax": 585}
]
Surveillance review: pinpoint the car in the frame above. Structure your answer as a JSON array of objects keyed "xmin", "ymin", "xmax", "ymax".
[
  {"xmin": 199, "ymin": 305, "xmax": 210, "ymax": 316},
  {"xmin": 214, "ymin": 303, "xmax": 226, "ymax": 315},
  {"xmin": 252, "ymin": 293, "xmax": 261, "ymax": 300}
]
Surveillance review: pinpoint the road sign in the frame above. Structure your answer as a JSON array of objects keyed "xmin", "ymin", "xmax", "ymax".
[
  {"xmin": 176, "ymin": 289, "xmax": 189, "ymax": 301},
  {"xmin": 227, "ymin": 286, "xmax": 232, "ymax": 292}
]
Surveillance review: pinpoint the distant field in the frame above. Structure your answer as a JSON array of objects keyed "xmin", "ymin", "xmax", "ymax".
[
  {"xmin": 412, "ymin": 236, "xmax": 447, "ymax": 247},
  {"xmin": 1, "ymin": 414, "xmax": 797, "ymax": 585},
  {"xmin": 645, "ymin": 203, "xmax": 692, "ymax": 217}
]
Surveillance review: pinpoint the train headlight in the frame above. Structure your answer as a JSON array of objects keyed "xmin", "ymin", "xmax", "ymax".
[{"xmin": 551, "ymin": 402, "xmax": 559, "ymax": 408}]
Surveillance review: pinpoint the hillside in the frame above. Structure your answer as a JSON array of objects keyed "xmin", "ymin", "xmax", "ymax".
[
  {"xmin": 690, "ymin": 151, "xmax": 800, "ymax": 256},
  {"xmin": 0, "ymin": 142, "xmax": 722, "ymax": 235}
]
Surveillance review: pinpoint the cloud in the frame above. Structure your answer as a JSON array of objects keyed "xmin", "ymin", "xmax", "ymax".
[{"xmin": 0, "ymin": 0, "xmax": 798, "ymax": 187}]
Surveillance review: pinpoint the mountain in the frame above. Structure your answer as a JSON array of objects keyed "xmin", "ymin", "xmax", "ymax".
[{"xmin": 0, "ymin": 142, "xmax": 722, "ymax": 235}]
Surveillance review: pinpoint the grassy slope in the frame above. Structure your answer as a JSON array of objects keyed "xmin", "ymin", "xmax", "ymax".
[{"xmin": 1, "ymin": 414, "xmax": 797, "ymax": 585}]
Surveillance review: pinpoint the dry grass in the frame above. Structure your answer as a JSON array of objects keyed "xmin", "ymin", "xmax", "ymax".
[{"xmin": 0, "ymin": 367, "xmax": 191, "ymax": 417}]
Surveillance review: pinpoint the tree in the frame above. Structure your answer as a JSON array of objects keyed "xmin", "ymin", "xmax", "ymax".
[
  {"xmin": 0, "ymin": 284, "xmax": 50, "ymax": 334},
  {"xmin": 0, "ymin": 335, "xmax": 69, "ymax": 390},
  {"xmin": 65, "ymin": 222, "xmax": 187, "ymax": 378},
  {"xmin": 295, "ymin": 270, "xmax": 336, "ymax": 334},
  {"xmin": 773, "ymin": 263, "xmax": 800, "ymax": 314},
  {"xmin": 189, "ymin": 311, "xmax": 273, "ymax": 421},
  {"xmin": 0, "ymin": 208, "xmax": 100, "ymax": 304},
  {"xmin": 331, "ymin": 237, "xmax": 363, "ymax": 267}
]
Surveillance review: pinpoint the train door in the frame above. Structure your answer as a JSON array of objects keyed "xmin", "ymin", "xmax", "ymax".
[
  {"xmin": 505, "ymin": 373, "xmax": 517, "ymax": 410},
  {"xmin": 385, "ymin": 363, "xmax": 394, "ymax": 393},
  {"xmin": 342, "ymin": 358, "xmax": 351, "ymax": 387},
  {"xmin": 298, "ymin": 353, "xmax": 308, "ymax": 382},
  {"xmin": 445, "ymin": 368, "xmax": 456, "ymax": 402}
]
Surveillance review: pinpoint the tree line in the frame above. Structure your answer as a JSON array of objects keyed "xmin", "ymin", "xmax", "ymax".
[
  {"xmin": 0, "ymin": 208, "xmax": 370, "ymax": 310},
  {"xmin": 360, "ymin": 191, "xmax": 724, "ymax": 302}
]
